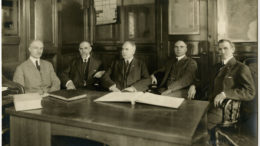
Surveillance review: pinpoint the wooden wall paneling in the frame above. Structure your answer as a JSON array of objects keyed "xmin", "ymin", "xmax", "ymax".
[
  {"xmin": 57, "ymin": 0, "xmax": 85, "ymax": 74},
  {"xmin": 94, "ymin": 52, "xmax": 120, "ymax": 70},
  {"xmin": 61, "ymin": 0, "xmax": 84, "ymax": 45},
  {"xmin": 120, "ymin": 0, "xmax": 125, "ymax": 43},
  {"xmin": 207, "ymin": 0, "xmax": 218, "ymax": 69},
  {"xmin": 93, "ymin": 0, "xmax": 121, "ymax": 44},
  {"xmin": 124, "ymin": 4, "xmax": 155, "ymax": 43},
  {"xmin": 160, "ymin": 0, "xmax": 169, "ymax": 67},
  {"xmin": 35, "ymin": 0, "xmax": 53, "ymax": 45},
  {"xmin": 154, "ymin": 0, "xmax": 161, "ymax": 69},
  {"xmin": 83, "ymin": 0, "xmax": 90, "ymax": 41},
  {"xmin": 2, "ymin": 0, "xmax": 27, "ymax": 80},
  {"xmin": 34, "ymin": 0, "xmax": 59, "ymax": 71},
  {"xmin": 89, "ymin": 0, "xmax": 95, "ymax": 44}
]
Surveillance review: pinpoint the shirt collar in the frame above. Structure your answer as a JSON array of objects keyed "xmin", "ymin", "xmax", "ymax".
[
  {"xmin": 29, "ymin": 56, "xmax": 40, "ymax": 66},
  {"xmin": 176, "ymin": 55, "xmax": 186, "ymax": 61},
  {"xmin": 124, "ymin": 57, "xmax": 134, "ymax": 63},
  {"xmin": 223, "ymin": 55, "xmax": 234, "ymax": 65},
  {"xmin": 82, "ymin": 55, "xmax": 90, "ymax": 62}
]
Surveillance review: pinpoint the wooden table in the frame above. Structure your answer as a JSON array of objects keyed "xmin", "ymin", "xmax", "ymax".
[{"xmin": 6, "ymin": 90, "xmax": 209, "ymax": 146}]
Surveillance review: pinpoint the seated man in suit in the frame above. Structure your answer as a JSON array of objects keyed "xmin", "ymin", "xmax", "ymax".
[
  {"xmin": 60, "ymin": 41, "xmax": 105, "ymax": 89},
  {"xmin": 206, "ymin": 39, "xmax": 255, "ymax": 129},
  {"xmin": 13, "ymin": 40, "xmax": 60, "ymax": 93},
  {"xmin": 150, "ymin": 40, "xmax": 197, "ymax": 98},
  {"xmin": 101, "ymin": 41, "xmax": 151, "ymax": 92}
]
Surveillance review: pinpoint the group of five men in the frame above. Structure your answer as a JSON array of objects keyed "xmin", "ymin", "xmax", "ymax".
[{"xmin": 12, "ymin": 39, "xmax": 255, "ymax": 133}]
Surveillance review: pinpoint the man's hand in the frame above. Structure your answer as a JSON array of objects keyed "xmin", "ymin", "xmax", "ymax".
[
  {"xmin": 94, "ymin": 70, "xmax": 105, "ymax": 78},
  {"xmin": 161, "ymin": 89, "xmax": 172, "ymax": 95},
  {"xmin": 187, "ymin": 85, "xmax": 196, "ymax": 100},
  {"xmin": 214, "ymin": 92, "xmax": 227, "ymax": 107},
  {"xmin": 151, "ymin": 74, "xmax": 157, "ymax": 84},
  {"xmin": 122, "ymin": 86, "xmax": 137, "ymax": 92},
  {"xmin": 67, "ymin": 81, "xmax": 76, "ymax": 90},
  {"xmin": 109, "ymin": 84, "xmax": 120, "ymax": 92}
]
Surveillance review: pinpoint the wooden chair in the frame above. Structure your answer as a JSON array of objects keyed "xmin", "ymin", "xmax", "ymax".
[{"xmin": 2, "ymin": 75, "xmax": 25, "ymax": 146}]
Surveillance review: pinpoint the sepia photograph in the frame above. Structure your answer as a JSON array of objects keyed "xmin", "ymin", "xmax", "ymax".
[{"xmin": 2, "ymin": 0, "xmax": 258, "ymax": 145}]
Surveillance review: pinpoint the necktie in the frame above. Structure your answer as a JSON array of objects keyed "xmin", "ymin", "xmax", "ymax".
[
  {"xmin": 123, "ymin": 60, "xmax": 130, "ymax": 88},
  {"xmin": 124, "ymin": 60, "xmax": 130, "ymax": 75},
  {"xmin": 36, "ymin": 60, "xmax": 40, "ymax": 71},
  {"xmin": 83, "ymin": 58, "xmax": 89, "ymax": 80}
]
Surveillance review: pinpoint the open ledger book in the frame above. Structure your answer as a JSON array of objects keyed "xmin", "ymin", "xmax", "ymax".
[{"xmin": 94, "ymin": 92, "xmax": 184, "ymax": 109}]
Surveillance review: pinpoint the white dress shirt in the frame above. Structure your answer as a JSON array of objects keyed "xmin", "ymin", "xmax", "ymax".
[
  {"xmin": 29, "ymin": 56, "xmax": 40, "ymax": 68},
  {"xmin": 223, "ymin": 55, "xmax": 234, "ymax": 65},
  {"xmin": 176, "ymin": 55, "xmax": 186, "ymax": 61},
  {"xmin": 124, "ymin": 57, "xmax": 134, "ymax": 64}
]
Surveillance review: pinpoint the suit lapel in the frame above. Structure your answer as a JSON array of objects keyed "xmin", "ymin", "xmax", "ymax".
[
  {"xmin": 127, "ymin": 58, "xmax": 136, "ymax": 77},
  {"xmin": 119, "ymin": 59, "xmax": 124, "ymax": 76},
  {"xmin": 27, "ymin": 59, "xmax": 41, "ymax": 78},
  {"xmin": 87, "ymin": 56, "xmax": 94, "ymax": 79},
  {"xmin": 76, "ymin": 58, "xmax": 84, "ymax": 78},
  {"xmin": 160, "ymin": 58, "xmax": 176, "ymax": 87}
]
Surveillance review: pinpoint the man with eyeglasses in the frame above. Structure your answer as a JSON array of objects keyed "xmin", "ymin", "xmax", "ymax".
[
  {"xmin": 13, "ymin": 40, "xmax": 60, "ymax": 93},
  {"xmin": 60, "ymin": 41, "xmax": 105, "ymax": 89}
]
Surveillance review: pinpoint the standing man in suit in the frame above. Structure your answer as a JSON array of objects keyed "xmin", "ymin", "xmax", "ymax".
[
  {"xmin": 13, "ymin": 40, "xmax": 60, "ymax": 93},
  {"xmin": 207, "ymin": 39, "xmax": 255, "ymax": 128},
  {"xmin": 151, "ymin": 40, "xmax": 197, "ymax": 98},
  {"xmin": 60, "ymin": 41, "xmax": 105, "ymax": 89},
  {"xmin": 101, "ymin": 41, "xmax": 151, "ymax": 92}
]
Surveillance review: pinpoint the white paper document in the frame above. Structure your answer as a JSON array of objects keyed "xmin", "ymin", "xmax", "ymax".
[
  {"xmin": 95, "ymin": 92, "xmax": 184, "ymax": 109},
  {"xmin": 13, "ymin": 93, "xmax": 49, "ymax": 111},
  {"xmin": 2, "ymin": 87, "xmax": 8, "ymax": 91}
]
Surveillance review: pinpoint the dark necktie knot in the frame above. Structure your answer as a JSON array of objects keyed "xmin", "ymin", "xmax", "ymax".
[
  {"xmin": 126, "ymin": 60, "xmax": 129, "ymax": 66},
  {"xmin": 36, "ymin": 60, "xmax": 40, "ymax": 71},
  {"xmin": 83, "ymin": 58, "xmax": 88, "ymax": 63}
]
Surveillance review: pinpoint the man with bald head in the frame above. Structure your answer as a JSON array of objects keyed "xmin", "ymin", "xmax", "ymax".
[
  {"xmin": 60, "ymin": 41, "xmax": 104, "ymax": 89},
  {"xmin": 13, "ymin": 40, "xmax": 60, "ymax": 93},
  {"xmin": 151, "ymin": 40, "xmax": 197, "ymax": 98},
  {"xmin": 101, "ymin": 41, "xmax": 150, "ymax": 92}
]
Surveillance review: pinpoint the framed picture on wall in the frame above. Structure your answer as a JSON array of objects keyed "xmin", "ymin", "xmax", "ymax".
[
  {"xmin": 217, "ymin": 0, "xmax": 257, "ymax": 42},
  {"xmin": 2, "ymin": 0, "xmax": 18, "ymax": 36},
  {"xmin": 168, "ymin": 0, "xmax": 200, "ymax": 35}
]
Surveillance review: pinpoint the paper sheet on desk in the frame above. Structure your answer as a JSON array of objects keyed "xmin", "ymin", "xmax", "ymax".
[
  {"xmin": 136, "ymin": 92, "xmax": 184, "ymax": 108},
  {"xmin": 14, "ymin": 93, "xmax": 49, "ymax": 111},
  {"xmin": 94, "ymin": 92, "xmax": 143, "ymax": 102},
  {"xmin": 2, "ymin": 87, "xmax": 8, "ymax": 91}
]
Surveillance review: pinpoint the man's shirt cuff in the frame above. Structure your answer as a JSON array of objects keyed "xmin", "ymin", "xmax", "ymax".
[{"xmin": 65, "ymin": 80, "xmax": 73, "ymax": 87}]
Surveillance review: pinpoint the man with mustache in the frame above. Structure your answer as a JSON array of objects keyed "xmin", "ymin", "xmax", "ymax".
[{"xmin": 13, "ymin": 40, "xmax": 60, "ymax": 93}]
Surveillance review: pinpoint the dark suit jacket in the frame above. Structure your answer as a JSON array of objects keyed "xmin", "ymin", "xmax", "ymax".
[
  {"xmin": 154, "ymin": 56, "xmax": 197, "ymax": 96},
  {"xmin": 212, "ymin": 57, "xmax": 255, "ymax": 101},
  {"xmin": 60, "ymin": 56, "xmax": 103, "ymax": 88},
  {"xmin": 101, "ymin": 58, "xmax": 151, "ymax": 91}
]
